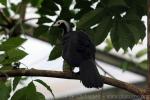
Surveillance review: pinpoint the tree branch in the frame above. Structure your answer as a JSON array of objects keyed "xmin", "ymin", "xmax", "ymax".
[
  {"xmin": 0, "ymin": 23, "xmax": 8, "ymax": 28},
  {"xmin": 96, "ymin": 62, "xmax": 115, "ymax": 79},
  {"xmin": 23, "ymin": 18, "xmax": 39, "ymax": 22},
  {"xmin": 0, "ymin": 9, "xmax": 11, "ymax": 24},
  {"xmin": 0, "ymin": 69, "xmax": 146, "ymax": 96},
  {"xmin": 19, "ymin": 1, "xmax": 27, "ymax": 20}
]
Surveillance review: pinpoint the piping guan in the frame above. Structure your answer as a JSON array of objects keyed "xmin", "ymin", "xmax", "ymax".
[{"xmin": 53, "ymin": 20, "xmax": 103, "ymax": 88}]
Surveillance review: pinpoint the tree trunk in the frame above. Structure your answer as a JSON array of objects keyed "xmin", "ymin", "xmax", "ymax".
[{"xmin": 146, "ymin": 0, "xmax": 150, "ymax": 100}]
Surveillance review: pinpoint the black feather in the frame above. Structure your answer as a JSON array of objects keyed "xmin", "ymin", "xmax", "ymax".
[
  {"xmin": 55, "ymin": 20, "xmax": 104, "ymax": 88},
  {"xmin": 79, "ymin": 59, "xmax": 103, "ymax": 88},
  {"xmin": 62, "ymin": 31, "xmax": 103, "ymax": 88}
]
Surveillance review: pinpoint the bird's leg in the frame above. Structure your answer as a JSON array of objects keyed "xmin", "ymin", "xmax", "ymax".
[{"xmin": 62, "ymin": 60, "xmax": 80, "ymax": 75}]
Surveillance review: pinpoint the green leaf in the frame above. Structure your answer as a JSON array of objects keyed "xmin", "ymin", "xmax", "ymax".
[
  {"xmin": 139, "ymin": 60, "xmax": 147, "ymax": 70},
  {"xmin": 48, "ymin": 45, "xmax": 62, "ymax": 60},
  {"xmin": 0, "ymin": 15, "xmax": 7, "ymax": 26},
  {"xmin": 104, "ymin": 39, "xmax": 113, "ymax": 52},
  {"xmin": 39, "ymin": 8, "xmax": 56, "ymax": 15},
  {"xmin": 52, "ymin": 0, "xmax": 63, "ymax": 4},
  {"xmin": 92, "ymin": 16, "xmax": 112, "ymax": 45},
  {"xmin": 0, "ymin": 81, "xmax": 11, "ymax": 100},
  {"xmin": 121, "ymin": 61, "xmax": 129, "ymax": 72},
  {"xmin": 125, "ymin": 14, "xmax": 145, "ymax": 47},
  {"xmin": 125, "ymin": 0, "xmax": 147, "ymax": 18},
  {"xmin": 31, "ymin": 0, "xmax": 43, "ymax": 7},
  {"xmin": 29, "ymin": 91, "xmax": 45, "ymax": 100},
  {"xmin": 44, "ymin": 0, "xmax": 59, "ymax": 11},
  {"xmin": 13, "ymin": 77, "xmax": 21, "ymax": 91},
  {"xmin": 3, "ymin": 8, "xmax": 10, "ymax": 17},
  {"xmin": 77, "ymin": 8, "xmax": 105, "ymax": 30},
  {"xmin": 131, "ymin": 21, "xmax": 145, "ymax": 40},
  {"xmin": 124, "ymin": 11, "xmax": 146, "ymax": 41},
  {"xmin": 11, "ymin": 85, "xmax": 26, "ymax": 100},
  {"xmin": 124, "ymin": 10, "xmax": 141, "ymax": 21},
  {"xmin": 58, "ymin": 9, "xmax": 75, "ymax": 21},
  {"xmin": 126, "ymin": 23, "xmax": 145, "ymax": 44},
  {"xmin": 75, "ymin": 0, "xmax": 92, "ymax": 9},
  {"xmin": 0, "ymin": 66, "xmax": 12, "ymax": 70},
  {"xmin": 108, "ymin": 0, "xmax": 128, "ymax": 7},
  {"xmin": 37, "ymin": 16, "xmax": 53, "ymax": 24},
  {"xmin": 110, "ymin": 23, "xmax": 121, "ymax": 50},
  {"xmin": 7, "ymin": 49, "xmax": 28, "ymax": 60},
  {"xmin": 110, "ymin": 22, "xmax": 131, "ymax": 50},
  {"xmin": 48, "ymin": 27, "xmax": 62, "ymax": 45},
  {"xmin": 33, "ymin": 25, "xmax": 49, "ymax": 37},
  {"xmin": 33, "ymin": 92, "xmax": 45, "ymax": 100},
  {"xmin": 124, "ymin": 11, "xmax": 145, "ymax": 34},
  {"xmin": 63, "ymin": 0, "xmax": 72, "ymax": 7},
  {"xmin": 55, "ymin": 0, "xmax": 75, "ymax": 20},
  {"xmin": 38, "ymin": 0, "xmax": 58, "ymax": 15},
  {"xmin": 0, "ymin": 37, "xmax": 26, "ymax": 51},
  {"xmin": 110, "ymin": 15, "xmax": 145, "ymax": 51},
  {"xmin": 136, "ymin": 49, "xmax": 147, "ymax": 58},
  {"xmin": 34, "ymin": 79, "xmax": 55, "ymax": 98},
  {"xmin": 11, "ymin": 82, "xmax": 43, "ymax": 100},
  {"xmin": 0, "ymin": 54, "xmax": 5, "ymax": 63},
  {"xmin": 2, "ymin": 49, "xmax": 28, "ymax": 65},
  {"xmin": 0, "ymin": 0, "xmax": 6, "ymax": 5}
]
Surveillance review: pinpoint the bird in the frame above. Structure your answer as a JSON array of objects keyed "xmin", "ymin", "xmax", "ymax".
[{"xmin": 53, "ymin": 20, "xmax": 103, "ymax": 88}]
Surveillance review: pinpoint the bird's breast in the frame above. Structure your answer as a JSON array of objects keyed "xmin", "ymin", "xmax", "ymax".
[{"xmin": 62, "ymin": 34, "xmax": 84, "ymax": 66}]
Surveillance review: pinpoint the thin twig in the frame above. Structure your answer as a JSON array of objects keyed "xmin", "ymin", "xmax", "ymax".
[
  {"xmin": 8, "ymin": 19, "xmax": 21, "ymax": 36},
  {"xmin": 20, "ymin": 21, "xmax": 26, "ymax": 35},
  {"xmin": 96, "ymin": 62, "xmax": 116, "ymax": 79},
  {"xmin": 0, "ymin": 23, "xmax": 8, "ymax": 28},
  {"xmin": 23, "ymin": 18, "xmax": 39, "ymax": 22},
  {"xmin": 20, "ymin": 62, "xmax": 29, "ymax": 69}
]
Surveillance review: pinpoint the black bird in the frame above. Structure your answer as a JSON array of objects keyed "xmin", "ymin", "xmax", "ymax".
[{"xmin": 53, "ymin": 20, "xmax": 103, "ymax": 88}]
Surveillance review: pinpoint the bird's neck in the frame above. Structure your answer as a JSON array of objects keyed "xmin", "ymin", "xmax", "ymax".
[{"xmin": 61, "ymin": 22, "xmax": 71, "ymax": 34}]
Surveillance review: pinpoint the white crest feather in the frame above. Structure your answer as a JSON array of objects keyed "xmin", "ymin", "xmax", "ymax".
[{"xmin": 53, "ymin": 20, "xmax": 71, "ymax": 32}]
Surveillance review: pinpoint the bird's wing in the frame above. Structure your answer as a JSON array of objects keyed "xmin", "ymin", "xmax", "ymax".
[
  {"xmin": 76, "ymin": 31, "xmax": 96, "ymax": 59},
  {"xmin": 62, "ymin": 31, "xmax": 95, "ymax": 66}
]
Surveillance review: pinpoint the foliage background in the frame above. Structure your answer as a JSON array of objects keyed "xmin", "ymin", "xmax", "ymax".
[{"xmin": 0, "ymin": 0, "xmax": 147, "ymax": 99}]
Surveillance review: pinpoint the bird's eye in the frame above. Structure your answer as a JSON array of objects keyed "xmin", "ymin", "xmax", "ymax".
[{"xmin": 58, "ymin": 22, "xmax": 61, "ymax": 24}]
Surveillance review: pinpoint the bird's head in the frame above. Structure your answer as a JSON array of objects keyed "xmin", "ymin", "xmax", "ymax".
[{"xmin": 53, "ymin": 20, "xmax": 71, "ymax": 33}]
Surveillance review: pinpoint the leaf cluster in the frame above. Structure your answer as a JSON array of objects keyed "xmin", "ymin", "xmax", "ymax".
[
  {"xmin": 0, "ymin": 37, "xmax": 27, "ymax": 69},
  {"xmin": 32, "ymin": 0, "xmax": 147, "ymax": 60},
  {"xmin": 0, "ymin": 0, "xmax": 147, "ymax": 99}
]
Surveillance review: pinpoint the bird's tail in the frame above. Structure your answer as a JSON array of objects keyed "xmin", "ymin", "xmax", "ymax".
[{"xmin": 79, "ymin": 59, "xmax": 103, "ymax": 88}]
